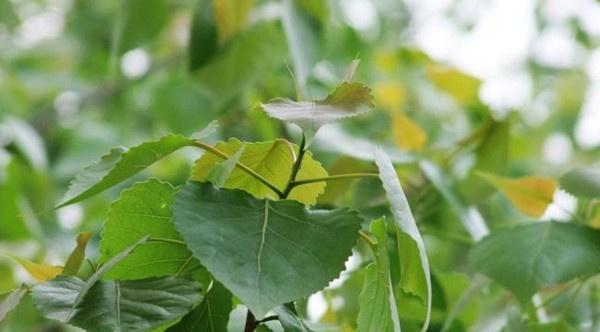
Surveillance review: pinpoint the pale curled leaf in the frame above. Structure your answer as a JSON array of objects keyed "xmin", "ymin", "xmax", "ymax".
[
  {"xmin": 100, "ymin": 179, "xmax": 199, "ymax": 280},
  {"xmin": 173, "ymin": 182, "xmax": 362, "ymax": 317},
  {"xmin": 63, "ymin": 232, "xmax": 93, "ymax": 276},
  {"xmin": 374, "ymin": 148, "xmax": 431, "ymax": 332},
  {"xmin": 261, "ymin": 82, "xmax": 374, "ymax": 140}
]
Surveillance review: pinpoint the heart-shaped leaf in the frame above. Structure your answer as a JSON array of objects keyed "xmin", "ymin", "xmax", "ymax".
[{"xmin": 173, "ymin": 181, "xmax": 361, "ymax": 317}]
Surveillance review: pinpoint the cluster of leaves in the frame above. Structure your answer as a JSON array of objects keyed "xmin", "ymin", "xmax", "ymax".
[{"xmin": 3, "ymin": 0, "xmax": 600, "ymax": 331}]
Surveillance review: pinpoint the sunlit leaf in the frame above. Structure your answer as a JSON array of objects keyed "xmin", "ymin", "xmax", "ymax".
[
  {"xmin": 191, "ymin": 138, "xmax": 327, "ymax": 205},
  {"xmin": 375, "ymin": 148, "xmax": 431, "ymax": 331},
  {"xmin": 357, "ymin": 218, "xmax": 402, "ymax": 332},
  {"xmin": 261, "ymin": 82, "xmax": 374, "ymax": 141},
  {"xmin": 392, "ymin": 112, "xmax": 427, "ymax": 152},
  {"xmin": 212, "ymin": 0, "xmax": 254, "ymax": 43},
  {"xmin": 374, "ymin": 81, "xmax": 406, "ymax": 110},
  {"xmin": 559, "ymin": 167, "xmax": 600, "ymax": 198},
  {"xmin": 100, "ymin": 179, "xmax": 199, "ymax": 279},
  {"xmin": 173, "ymin": 181, "xmax": 362, "ymax": 317},
  {"xmin": 478, "ymin": 172, "xmax": 557, "ymax": 218},
  {"xmin": 206, "ymin": 143, "xmax": 245, "ymax": 187},
  {"xmin": 8, "ymin": 255, "xmax": 62, "ymax": 282},
  {"xmin": 470, "ymin": 222, "xmax": 600, "ymax": 303}
]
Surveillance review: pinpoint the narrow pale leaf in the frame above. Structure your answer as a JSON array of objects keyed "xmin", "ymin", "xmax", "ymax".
[
  {"xmin": 100, "ymin": 179, "xmax": 199, "ymax": 279},
  {"xmin": 261, "ymin": 82, "xmax": 374, "ymax": 140},
  {"xmin": 206, "ymin": 143, "xmax": 245, "ymax": 187},
  {"xmin": 357, "ymin": 218, "xmax": 402, "ymax": 332},
  {"xmin": 191, "ymin": 139, "xmax": 327, "ymax": 205},
  {"xmin": 173, "ymin": 182, "xmax": 361, "ymax": 317},
  {"xmin": 375, "ymin": 148, "xmax": 431, "ymax": 332},
  {"xmin": 559, "ymin": 167, "xmax": 600, "ymax": 198},
  {"xmin": 8, "ymin": 255, "xmax": 62, "ymax": 282},
  {"xmin": 58, "ymin": 134, "xmax": 196, "ymax": 207},
  {"xmin": 478, "ymin": 172, "xmax": 557, "ymax": 218},
  {"xmin": 0, "ymin": 286, "xmax": 27, "ymax": 322},
  {"xmin": 63, "ymin": 232, "xmax": 93, "ymax": 276},
  {"xmin": 470, "ymin": 222, "xmax": 600, "ymax": 303}
]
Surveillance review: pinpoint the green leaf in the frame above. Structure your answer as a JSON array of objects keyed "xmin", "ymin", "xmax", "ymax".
[
  {"xmin": 189, "ymin": 0, "xmax": 219, "ymax": 71},
  {"xmin": 191, "ymin": 138, "xmax": 327, "ymax": 205},
  {"xmin": 206, "ymin": 143, "xmax": 245, "ymax": 187},
  {"xmin": 33, "ymin": 276, "xmax": 201, "ymax": 332},
  {"xmin": 167, "ymin": 281, "xmax": 233, "ymax": 332},
  {"xmin": 100, "ymin": 179, "xmax": 199, "ymax": 279},
  {"xmin": 374, "ymin": 148, "xmax": 431, "ymax": 332},
  {"xmin": 261, "ymin": 82, "xmax": 374, "ymax": 141},
  {"xmin": 470, "ymin": 222, "xmax": 600, "ymax": 303},
  {"xmin": 0, "ymin": 159, "xmax": 31, "ymax": 240},
  {"xmin": 118, "ymin": 0, "xmax": 168, "ymax": 53},
  {"xmin": 173, "ymin": 182, "xmax": 362, "ymax": 317},
  {"xmin": 63, "ymin": 232, "xmax": 93, "ymax": 276},
  {"xmin": 559, "ymin": 167, "xmax": 600, "ymax": 198},
  {"xmin": 212, "ymin": 0, "xmax": 254, "ymax": 43},
  {"xmin": 58, "ymin": 134, "xmax": 195, "ymax": 208},
  {"xmin": 357, "ymin": 218, "xmax": 402, "ymax": 332},
  {"xmin": 0, "ymin": 287, "xmax": 27, "ymax": 322},
  {"xmin": 195, "ymin": 22, "xmax": 286, "ymax": 104},
  {"xmin": 273, "ymin": 304, "xmax": 314, "ymax": 332}
]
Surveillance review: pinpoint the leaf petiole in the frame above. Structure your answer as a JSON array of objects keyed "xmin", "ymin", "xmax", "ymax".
[{"xmin": 289, "ymin": 173, "xmax": 379, "ymax": 188}]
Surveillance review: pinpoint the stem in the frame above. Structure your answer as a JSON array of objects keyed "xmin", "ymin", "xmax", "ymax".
[
  {"xmin": 243, "ymin": 310, "xmax": 258, "ymax": 332},
  {"xmin": 257, "ymin": 315, "xmax": 279, "ymax": 324},
  {"xmin": 289, "ymin": 173, "xmax": 379, "ymax": 188},
  {"xmin": 282, "ymin": 135, "xmax": 307, "ymax": 198},
  {"xmin": 192, "ymin": 141, "xmax": 285, "ymax": 198},
  {"xmin": 148, "ymin": 237, "xmax": 186, "ymax": 246},
  {"xmin": 359, "ymin": 230, "xmax": 377, "ymax": 250}
]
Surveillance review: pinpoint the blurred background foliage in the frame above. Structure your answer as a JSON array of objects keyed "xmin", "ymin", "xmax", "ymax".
[{"xmin": 1, "ymin": 0, "xmax": 600, "ymax": 331}]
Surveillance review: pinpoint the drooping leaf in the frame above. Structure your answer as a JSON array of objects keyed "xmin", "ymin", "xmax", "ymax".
[
  {"xmin": 470, "ymin": 222, "xmax": 600, "ymax": 303},
  {"xmin": 33, "ymin": 276, "xmax": 201, "ymax": 332},
  {"xmin": 426, "ymin": 64, "xmax": 481, "ymax": 105},
  {"xmin": 212, "ymin": 0, "xmax": 254, "ymax": 43},
  {"xmin": 100, "ymin": 179, "xmax": 199, "ymax": 279},
  {"xmin": 559, "ymin": 167, "xmax": 600, "ymax": 198},
  {"xmin": 0, "ymin": 286, "xmax": 27, "ymax": 322},
  {"xmin": 478, "ymin": 172, "xmax": 557, "ymax": 218},
  {"xmin": 167, "ymin": 281, "xmax": 233, "ymax": 332},
  {"xmin": 273, "ymin": 304, "xmax": 314, "ymax": 332},
  {"xmin": 357, "ymin": 218, "xmax": 402, "ymax": 332},
  {"xmin": 7, "ymin": 255, "xmax": 62, "ymax": 282},
  {"xmin": 63, "ymin": 232, "xmax": 93, "ymax": 276},
  {"xmin": 191, "ymin": 138, "xmax": 327, "ymax": 205},
  {"xmin": 375, "ymin": 148, "xmax": 431, "ymax": 331},
  {"xmin": 58, "ymin": 134, "xmax": 196, "ymax": 208},
  {"xmin": 173, "ymin": 182, "xmax": 362, "ymax": 317},
  {"xmin": 189, "ymin": 0, "xmax": 219, "ymax": 71},
  {"xmin": 261, "ymin": 82, "xmax": 374, "ymax": 141}
]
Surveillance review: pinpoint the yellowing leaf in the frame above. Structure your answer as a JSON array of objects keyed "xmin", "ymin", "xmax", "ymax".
[
  {"xmin": 375, "ymin": 51, "xmax": 399, "ymax": 72},
  {"xmin": 374, "ymin": 82, "xmax": 406, "ymax": 110},
  {"xmin": 8, "ymin": 255, "xmax": 62, "ymax": 282},
  {"xmin": 191, "ymin": 138, "xmax": 327, "ymax": 205},
  {"xmin": 213, "ymin": 0, "xmax": 254, "ymax": 43},
  {"xmin": 478, "ymin": 172, "xmax": 557, "ymax": 218},
  {"xmin": 426, "ymin": 65, "xmax": 481, "ymax": 105},
  {"xmin": 392, "ymin": 112, "xmax": 427, "ymax": 151}
]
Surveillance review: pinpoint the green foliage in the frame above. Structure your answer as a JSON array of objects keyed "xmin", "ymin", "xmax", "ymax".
[
  {"xmin": 560, "ymin": 167, "xmax": 600, "ymax": 198},
  {"xmin": 167, "ymin": 281, "xmax": 232, "ymax": 332},
  {"xmin": 173, "ymin": 181, "xmax": 362, "ymax": 317},
  {"xmin": 470, "ymin": 222, "xmax": 600, "ymax": 303}
]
